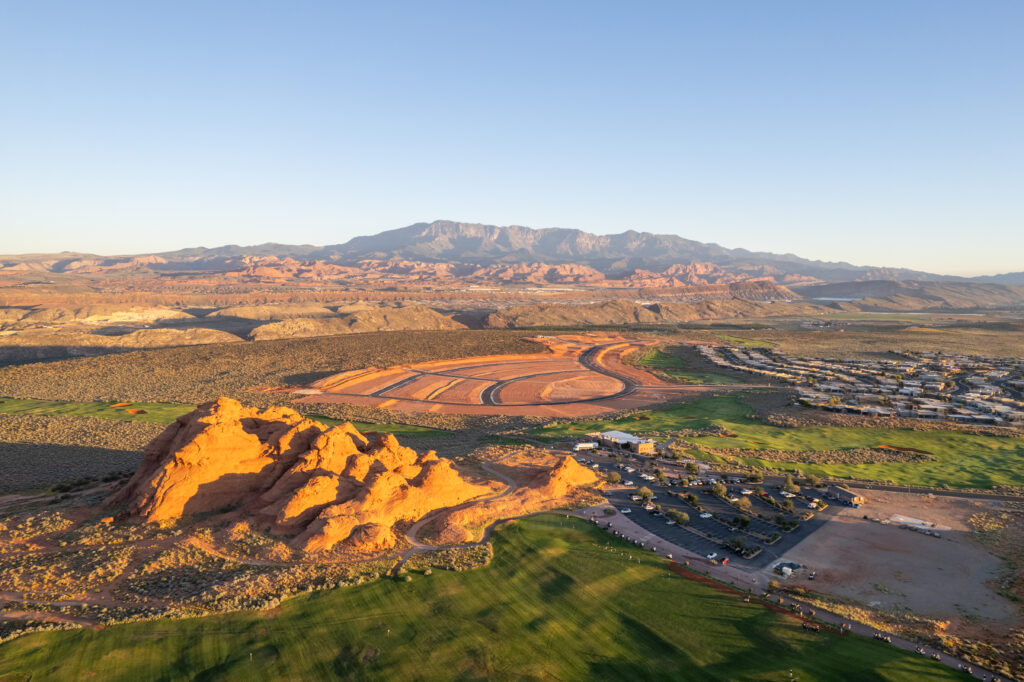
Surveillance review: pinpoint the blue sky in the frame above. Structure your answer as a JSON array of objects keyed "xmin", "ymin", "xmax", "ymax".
[{"xmin": 1, "ymin": 1, "xmax": 1021, "ymax": 275}]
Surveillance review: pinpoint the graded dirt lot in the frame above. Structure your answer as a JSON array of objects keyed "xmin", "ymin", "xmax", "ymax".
[
  {"xmin": 296, "ymin": 334, "xmax": 719, "ymax": 417},
  {"xmin": 770, "ymin": 490, "xmax": 1019, "ymax": 625}
]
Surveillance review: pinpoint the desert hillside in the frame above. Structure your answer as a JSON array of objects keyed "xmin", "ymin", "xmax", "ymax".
[
  {"xmin": 248, "ymin": 306, "xmax": 466, "ymax": 340},
  {"xmin": 484, "ymin": 298, "xmax": 826, "ymax": 328}
]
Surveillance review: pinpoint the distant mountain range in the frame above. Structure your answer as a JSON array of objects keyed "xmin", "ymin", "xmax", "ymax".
[
  {"xmin": 149, "ymin": 220, "xmax": 939, "ymax": 283},
  {"xmin": 2, "ymin": 220, "xmax": 1022, "ymax": 286}
]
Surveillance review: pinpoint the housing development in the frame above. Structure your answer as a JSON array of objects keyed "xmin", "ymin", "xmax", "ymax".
[{"xmin": 702, "ymin": 345, "xmax": 1024, "ymax": 426}]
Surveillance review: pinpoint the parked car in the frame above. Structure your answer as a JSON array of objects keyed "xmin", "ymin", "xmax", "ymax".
[
  {"xmin": 706, "ymin": 552, "xmax": 718, "ymax": 560},
  {"xmin": 620, "ymin": 507, "xmax": 632, "ymax": 514},
  {"xmin": 700, "ymin": 513, "xmax": 713, "ymax": 519},
  {"xmin": 741, "ymin": 489, "xmax": 753, "ymax": 495}
]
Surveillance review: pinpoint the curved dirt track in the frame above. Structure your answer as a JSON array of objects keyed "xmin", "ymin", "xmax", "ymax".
[{"xmin": 297, "ymin": 335, "xmax": 733, "ymax": 417}]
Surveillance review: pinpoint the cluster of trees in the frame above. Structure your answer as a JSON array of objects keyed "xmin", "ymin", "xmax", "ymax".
[{"xmin": 665, "ymin": 509, "xmax": 690, "ymax": 526}]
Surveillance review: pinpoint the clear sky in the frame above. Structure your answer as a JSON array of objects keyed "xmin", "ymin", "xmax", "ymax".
[{"xmin": 1, "ymin": 1, "xmax": 1021, "ymax": 275}]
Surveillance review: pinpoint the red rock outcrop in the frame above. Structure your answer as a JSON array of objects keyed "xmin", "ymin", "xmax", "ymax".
[
  {"xmin": 105, "ymin": 398, "xmax": 492, "ymax": 552},
  {"xmin": 430, "ymin": 454, "xmax": 601, "ymax": 545}
]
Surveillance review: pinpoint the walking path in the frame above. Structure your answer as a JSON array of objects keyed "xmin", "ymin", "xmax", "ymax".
[{"xmin": 392, "ymin": 457, "xmax": 521, "ymax": 571}]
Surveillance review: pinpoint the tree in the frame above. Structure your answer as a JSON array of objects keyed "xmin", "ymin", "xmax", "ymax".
[
  {"xmin": 746, "ymin": 471, "xmax": 763, "ymax": 483},
  {"xmin": 711, "ymin": 483, "xmax": 727, "ymax": 498},
  {"xmin": 783, "ymin": 474, "xmax": 800, "ymax": 494},
  {"xmin": 606, "ymin": 471, "xmax": 622, "ymax": 484},
  {"xmin": 667, "ymin": 509, "xmax": 690, "ymax": 525},
  {"xmin": 734, "ymin": 496, "xmax": 752, "ymax": 513},
  {"xmin": 783, "ymin": 499, "xmax": 795, "ymax": 512},
  {"xmin": 805, "ymin": 474, "xmax": 821, "ymax": 487},
  {"xmin": 638, "ymin": 486, "xmax": 654, "ymax": 502},
  {"xmin": 655, "ymin": 469, "xmax": 667, "ymax": 484},
  {"xmin": 686, "ymin": 462, "xmax": 700, "ymax": 476}
]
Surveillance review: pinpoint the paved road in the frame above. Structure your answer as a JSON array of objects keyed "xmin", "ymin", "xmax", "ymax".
[
  {"xmin": 577, "ymin": 503, "xmax": 999, "ymax": 681},
  {"xmin": 841, "ymin": 481, "xmax": 1024, "ymax": 502}
]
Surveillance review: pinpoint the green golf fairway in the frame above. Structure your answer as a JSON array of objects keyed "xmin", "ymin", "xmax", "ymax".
[{"xmin": 0, "ymin": 515, "xmax": 962, "ymax": 681}]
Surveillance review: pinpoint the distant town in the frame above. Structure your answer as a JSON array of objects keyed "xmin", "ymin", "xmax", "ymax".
[{"xmin": 701, "ymin": 346, "xmax": 1024, "ymax": 426}]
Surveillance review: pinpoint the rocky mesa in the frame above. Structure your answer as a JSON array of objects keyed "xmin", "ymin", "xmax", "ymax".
[{"xmin": 104, "ymin": 397, "xmax": 493, "ymax": 552}]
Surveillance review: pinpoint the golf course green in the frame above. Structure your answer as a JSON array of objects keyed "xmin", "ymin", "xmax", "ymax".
[{"xmin": 634, "ymin": 347, "xmax": 743, "ymax": 385}]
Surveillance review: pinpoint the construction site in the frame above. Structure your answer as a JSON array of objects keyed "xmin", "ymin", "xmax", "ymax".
[{"xmin": 296, "ymin": 335, "xmax": 709, "ymax": 417}]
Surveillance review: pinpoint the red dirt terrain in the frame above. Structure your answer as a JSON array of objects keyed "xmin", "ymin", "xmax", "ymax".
[
  {"xmin": 296, "ymin": 334, "xmax": 713, "ymax": 417},
  {"xmin": 106, "ymin": 398, "xmax": 494, "ymax": 552}
]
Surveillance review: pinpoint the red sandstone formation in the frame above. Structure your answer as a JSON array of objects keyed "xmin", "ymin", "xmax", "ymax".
[
  {"xmin": 105, "ymin": 398, "xmax": 492, "ymax": 552},
  {"xmin": 431, "ymin": 454, "xmax": 601, "ymax": 544}
]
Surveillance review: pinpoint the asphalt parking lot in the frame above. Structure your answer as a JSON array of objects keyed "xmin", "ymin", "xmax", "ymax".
[{"xmin": 574, "ymin": 447, "xmax": 842, "ymax": 570}]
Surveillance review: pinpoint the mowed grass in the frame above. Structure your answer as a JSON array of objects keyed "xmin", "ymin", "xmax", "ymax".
[
  {"xmin": 0, "ymin": 396, "xmax": 194, "ymax": 423},
  {"xmin": 0, "ymin": 516, "xmax": 959, "ymax": 682},
  {"xmin": 635, "ymin": 348, "xmax": 743, "ymax": 385},
  {"xmin": 533, "ymin": 395, "xmax": 1024, "ymax": 489},
  {"xmin": 0, "ymin": 397, "xmax": 444, "ymax": 437},
  {"xmin": 717, "ymin": 335, "xmax": 776, "ymax": 348}
]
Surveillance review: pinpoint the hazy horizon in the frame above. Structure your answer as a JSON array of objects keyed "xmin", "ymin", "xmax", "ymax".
[{"xmin": 0, "ymin": 218, "xmax": 1016, "ymax": 278}]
